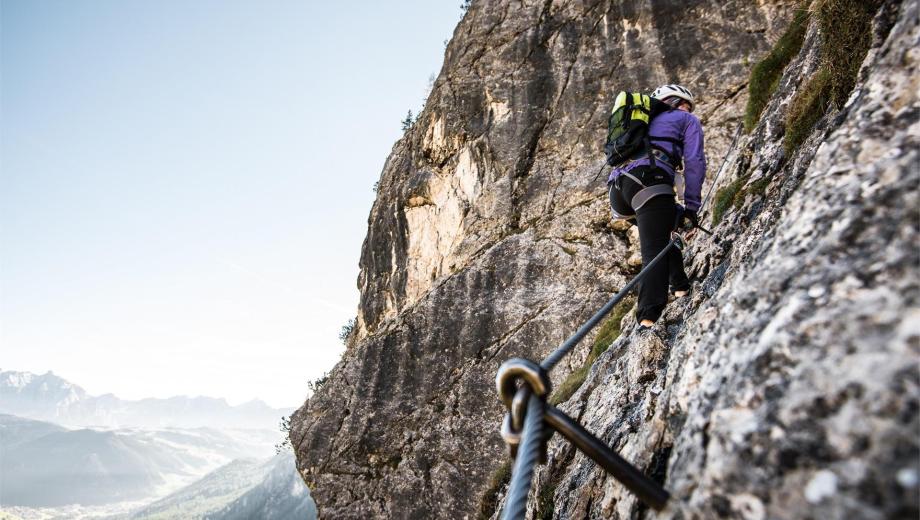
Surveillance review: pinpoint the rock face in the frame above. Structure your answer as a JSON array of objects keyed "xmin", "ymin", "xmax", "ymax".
[{"xmin": 290, "ymin": 1, "xmax": 919, "ymax": 519}]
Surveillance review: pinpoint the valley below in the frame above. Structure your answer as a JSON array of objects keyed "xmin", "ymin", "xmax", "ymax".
[{"xmin": 0, "ymin": 370, "xmax": 316, "ymax": 520}]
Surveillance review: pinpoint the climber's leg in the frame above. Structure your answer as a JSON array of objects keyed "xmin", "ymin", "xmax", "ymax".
[{"xmin": 635, "ymin": 194, "xmax": 677, "ymax": 324}]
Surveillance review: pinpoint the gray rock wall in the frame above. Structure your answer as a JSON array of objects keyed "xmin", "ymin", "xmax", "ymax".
[
  {"xmin": 290, "ymin": 1, "xmax": 918, "ymax": 518},
  {"xmin": 516, "ymin": 2, "xmax": 919, "ymax": 518}
]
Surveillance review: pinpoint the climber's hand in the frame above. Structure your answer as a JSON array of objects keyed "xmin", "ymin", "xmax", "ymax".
[{"xmin": 682, "ymin": 210, "xmax": 699, "ymax": 230}]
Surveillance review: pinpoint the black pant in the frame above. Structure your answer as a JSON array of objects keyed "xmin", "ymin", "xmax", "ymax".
[{"xmin": 609, "ymin": 167, "xmax": 689, "ymax": 323}]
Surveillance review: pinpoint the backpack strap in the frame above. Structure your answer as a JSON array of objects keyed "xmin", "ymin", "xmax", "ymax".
[
  {"xmin": 649, "ymin": 135, "xmax": 682, "ymax": 170},
  {"xmin": 644, "ymin": 135, "xmax": 657, "ymax": 170}
]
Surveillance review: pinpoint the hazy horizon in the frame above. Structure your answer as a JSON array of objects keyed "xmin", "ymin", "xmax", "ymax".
[
  {"xmin": 1, "ymin": 0, "xmax": 464, "ymax": 408},
  {"xmin": 1, "ymin": 367, "xmax": 295, "ymax": 407}
]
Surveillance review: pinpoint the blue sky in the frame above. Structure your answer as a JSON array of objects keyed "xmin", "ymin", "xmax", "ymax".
[{"xmin": 1, "ymin": 0, "xmax": 463, "ymax": 407}]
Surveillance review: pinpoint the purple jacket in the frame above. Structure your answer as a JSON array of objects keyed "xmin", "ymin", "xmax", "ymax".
[{"xmin": 607, "ymin": 109, "xmax": 707, "ymax": 211}]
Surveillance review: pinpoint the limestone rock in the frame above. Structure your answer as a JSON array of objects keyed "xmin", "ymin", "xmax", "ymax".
[
  {"xmin": 526, "ymin": 2, "xmax": 919, "ymax": 519},
  {"xmin": 290, "ymin": 1, "xmax": 918, "ymax": 519}
]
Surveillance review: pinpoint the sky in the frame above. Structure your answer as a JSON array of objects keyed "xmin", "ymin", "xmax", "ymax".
[{"xmin": 0, "ymin": 0, "xmax": 464, "ymax": 408}]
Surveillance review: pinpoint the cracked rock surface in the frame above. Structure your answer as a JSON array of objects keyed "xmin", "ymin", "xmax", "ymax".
[
  {"xmin": 290, "ymin": 1, "xmax": 918, "ymax": 518},
  {"xmin": 507, "ymin": 2, "xmax": 919, "ymax": 519}
]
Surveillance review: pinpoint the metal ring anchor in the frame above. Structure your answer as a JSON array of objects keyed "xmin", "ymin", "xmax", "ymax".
[
  {"xmin": 496, "ymin": 358, "xmax": 552, "ymax": 460},
  {"xmin": 495, "ymin": 358, "xmax": 552, "ymax": 409},
  {"xmin": 500, "ymin": 412, "xmax": 521, "ymax": 458}
]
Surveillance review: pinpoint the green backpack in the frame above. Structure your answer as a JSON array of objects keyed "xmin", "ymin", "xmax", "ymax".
[{"xmin": 604, "ymin": 91, "xmax": 670, "ymax": 167}]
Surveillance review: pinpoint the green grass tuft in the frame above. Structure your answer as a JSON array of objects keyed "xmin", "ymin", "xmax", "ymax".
[
  {"xmin": 549, "ymin": 296, "xmax": 635, "ymax": 406},
  {"xmin": 711, "ymin": 176, "xmax": 746, "ymax": 225},
  {"xmin": 744, "ymin": 2, "xmax": 812, "ymax": 133},
  {"xmin": 818, "ymin": 0, "xmax": 883, "ymax": 107},
  {"xmin": 784, "ymin": 67, "xmax": 832, "ymax": 154},
  {"xmin": 536, "ymin": 478, "xmax": 558, "ymax": 520},
  {"xmin": 710, "ymin": 171, "xmax": 775, "ymax": 225},
  {"xmin": 745, "ymin": 175, "xmax": 773, "ymax": 200},
  {"xmin": 477, "ymin": 460, "xmax": 513, "ymax": 520},
  {"xmin": 784, "ymin": 0, "xmax": 884, "ymax": 154},
  {"xmin": 589, "ymin": 295, "xmax": 635, "ymax": 363},
  {"xmin": 549, "ymin": 366, "xmax": 590, "ymax": 406}
]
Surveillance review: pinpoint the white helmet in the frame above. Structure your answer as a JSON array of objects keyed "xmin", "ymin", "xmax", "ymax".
[{"xmin": 651, "ymin": 84, "xmax": 695, "ymax": 108}]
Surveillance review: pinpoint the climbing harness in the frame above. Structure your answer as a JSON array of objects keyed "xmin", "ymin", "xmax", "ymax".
[
  {"xmin": 494, "ymin": 124, "xmax": 744, "ymax": 519},
  {"xmin": 640, "ymin": 146, "xmax": 682, "ymax": 170},
  {"xmin": 592, "ymin": 146, "xmax": 679, "ymax": 184},
  {"xmin": 617, "ymin": 169, "xmax": 676, "ymax": 212}
]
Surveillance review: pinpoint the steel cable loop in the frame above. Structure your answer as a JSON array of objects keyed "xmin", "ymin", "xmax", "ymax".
[
  {"xmin": 510, "ymin": 386, "xmax": 530, "ymax": 433},
  {"xmin": 495, "ymin": 233, "xmax": 685, "ymax": 519},
  {"xmin": 499, "ymin": 386, "xmax": 530, "ymax": 458},
  {"xmin": 496, "ymin": 358, "xmax": 551, "ymax": 409},
  {"xmin": 500, "ymin": 414, "xmax": 521, "ymax": 458},
  {"xmin": 496, "ymin": 359, "xmax": 552, "ymax": 460}
]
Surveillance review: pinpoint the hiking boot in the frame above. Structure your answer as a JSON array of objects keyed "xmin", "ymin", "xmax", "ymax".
[
  {"xmin": 670, "ymin": 284, "xmax": 692, "ymax": 301},
  {"xmin": 638, "ymin": 319, "xmax": 656, "ymax": 332}
]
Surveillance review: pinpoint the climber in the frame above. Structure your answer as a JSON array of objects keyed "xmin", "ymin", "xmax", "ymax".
[{"xmin": 607, "ymin": 84, "xmax": 707, "ymax": 330}]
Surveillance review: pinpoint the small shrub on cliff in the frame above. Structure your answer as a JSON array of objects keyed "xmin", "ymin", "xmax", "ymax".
[
  {"xmin": 339, "ymin": 318, "xmax": 356, "ymax": 344},
  {"xmin": 275, "ymin": 415, "xmax": 292, "ymax": 454},
  {"xmin": 401, "ymin": 110, "xmax": 414, "ymax": 131},
  {"xmin": 744, "ymin": 1, "xmax": 811, "ymax": 133},
  {"xmin": 307, "ymin": 372, "xmax": 329, "ymax": 394}
]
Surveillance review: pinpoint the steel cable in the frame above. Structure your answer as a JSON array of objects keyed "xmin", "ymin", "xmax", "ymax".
[
  {"xmin": 498, "ymin": 237, "xmax": 679, "ymax": 519},
  {"xmin": 497, "ymin": 127, "xmax": 744, "ymax": 518},
  {"xmin": 699, "ymin": 124, "xmax": 743, "ymax": 212},
  {"xmin": 541, "ymin": 236, "xmax": 680, "ymax": 371},
  {"xmin": 501, "ymin": 394, "xmax": 544, "ymax": 520}
]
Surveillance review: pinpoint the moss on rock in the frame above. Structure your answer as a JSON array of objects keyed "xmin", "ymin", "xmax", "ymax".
[
  {"xmin": 784, "ymin": 0, "xmax": 884, "ymax": 154},
  {"xmin": 711, "ymin": 176, "xmax": 747, "ymax": 225},
  {"xmin": 477, "ymin": 460, "xmax": 513, "ymax": 520},
  {"xmin": 549, "ymin": 296, "xmax": 635, "ymax": 406},
  {"xmin": 744, "ymin": 2, "xmax": 812, "ymax": 133}
]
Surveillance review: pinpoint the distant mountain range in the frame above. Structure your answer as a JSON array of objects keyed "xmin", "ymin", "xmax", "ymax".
[
  {"xmin": 0, "ymin": 414, "xmax": 277, "ymax": 508},
  {"xmin": 0, "ymin": 371, "xmax": 314, "ymax": 519},
  {"xmin": 0, "ymin": 370, "xmax": 294, "ymax": 430}
]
